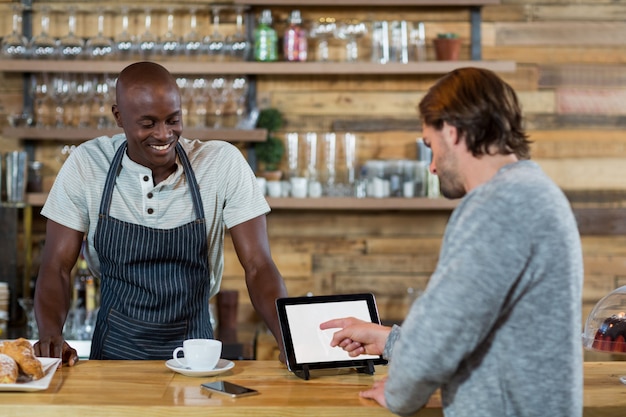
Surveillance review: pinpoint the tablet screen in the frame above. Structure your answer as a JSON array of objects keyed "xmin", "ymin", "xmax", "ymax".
[
  {"xmin": 285, "ymin": 300, "xmax": 379, "ymax": 363},
  {"xmin": 276, "ymin": 293, "xmax": 387, "ymax": 374}
]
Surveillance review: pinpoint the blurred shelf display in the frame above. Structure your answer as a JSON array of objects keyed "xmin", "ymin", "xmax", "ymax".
[
  {"xmin": 26, "ymin": 193, "xmax": 458, "ymax": 210},
  {"xmin": 2, "ymin": 127, "xmax": 267, "ymax": 143},
  {"xmin": 236, "ymin": 0, "xmax": 501, "ymax": 5},
  {"xmin": 0, "ymin": 60, "xmax": 515, "ymax": 75}
]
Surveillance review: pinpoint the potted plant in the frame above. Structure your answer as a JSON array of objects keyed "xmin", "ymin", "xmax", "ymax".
[
  {"xmin": 433, "ymin": 32, "xmax": 461, "ymax": 61},
  {"xmin": 254, "ymin": 108, "xmax": 285, "ymax": 181}
]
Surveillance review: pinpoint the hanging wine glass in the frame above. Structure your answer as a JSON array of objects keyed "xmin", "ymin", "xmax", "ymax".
[
  {"xmin": 93, "ymin": 74, "xmax": 113, "ymax": 129},
  {"xmin": 207, "ymin": 76, "xmax": 231, "ymax": 128},
  {"xmin": 1, "ymin": 3, "xmax": 29, "ymax": 58},
  {"xmin": 85, "ymin": 7, "xmax": 114, "ymax": 60},
  {"xmin": 227, "ymin": 5, "xmax": 250, "ymax": 61},
  {"xmin": 190, "ymin": 77, "xmax": 209, "ymax": 128},
  {"xmin": 310, "ymin": 17, "xmax": 336, "ymax": 62},
  {"xmin": 74, "ymin": 73, "xmax": 97, "ymax": 128},
  {"xmin": 137, "ymin": 7, "xmax": 157, "ymax": 58},
  {"xmin": 58, "ymin": 144, "xmax": 76, "ymax": 164},
  {"xmin": 30, "ymin": 72, "xmax": 52, "ymax": 128},
  {"xmin": 176, "ymin": 77, "xmax": 193, "ymax": 127},
  {"xmin": 28, "ymin": 6, "xmax": 58, "ymax": 59},
  {"xmin": 63, "ymin": 74, "xmax": 81, "ymax": 127},
  {"xmin": 334, "ymin": 19, "xmax": 368, "ymax": 62},
  {"xmin": 159, "ymin": 7, "xmax": 180, "ymax": 57},
  {"xmin": 114, "ymin": 6, "xmax": 135, "ymax": 59},
  {"xmin": 182, "ymin": 7, "xmax": 203, "ymax": 58},
  {"xmin": 205, "ymin": 5, "xmax": 225, "ymax": 60},
  {"xmin": 58, "ymin": 6, "xmax": 85, "ymax": 59},
  {"xmin": 50, "ymin": 73, "xmax": 75, "ymax": 128},
  {"xmin": 229, "ymin": 76, "xmax": 249, "ymax": 125}
]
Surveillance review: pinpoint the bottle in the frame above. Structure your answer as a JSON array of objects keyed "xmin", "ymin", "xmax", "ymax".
[
  {"xmin": 254, "ymin": 9, "xmax": 278, "ymax": 62},
  {"xmin": 72, "ymin": 247, "xmax": 99, "ymax": 339},
  {"xmin": 73, "ymin": 256, "xmax": 88, "ymax": 313},
  {"xmin": 283, "ymin": 10, "xmax": 307, "ymax": 62}
]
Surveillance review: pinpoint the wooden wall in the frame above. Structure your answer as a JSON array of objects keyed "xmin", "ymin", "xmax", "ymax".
[{"xmin": 1, "ymin": 0, "xmax": 625, "ymax": 360}]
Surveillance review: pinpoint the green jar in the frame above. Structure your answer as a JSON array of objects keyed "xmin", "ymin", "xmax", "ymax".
[{"xmin": 254, "ymin": 9, "xmax": 278, "ymax": 62}]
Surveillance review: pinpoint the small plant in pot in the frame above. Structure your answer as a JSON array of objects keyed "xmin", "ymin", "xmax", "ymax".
[
  {"xmin": 433, "ymin": 32, "xmax": 461, "ymax": 61},
  {"xmin": 254, "ymin": 108, "xmax": 285, "ymax": 181}
]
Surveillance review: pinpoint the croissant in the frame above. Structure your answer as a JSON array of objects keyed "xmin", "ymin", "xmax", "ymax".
[
  {"xmin": 0, "ymin": 353, "xmax": 18, "ymax": 384},
  {"xmin": 0, "ymin": 338, "xmax": 44, "ymax": 381}
]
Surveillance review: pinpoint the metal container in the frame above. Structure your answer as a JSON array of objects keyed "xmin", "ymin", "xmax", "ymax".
[{"xmin": 5, "ymin": 151, "xmax": 28, "ymax": 203}]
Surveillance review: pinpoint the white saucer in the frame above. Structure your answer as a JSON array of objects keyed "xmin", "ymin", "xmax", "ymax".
[{"xmin": 165, "ymin": 358, "xmax": 235, "ymax": 377}]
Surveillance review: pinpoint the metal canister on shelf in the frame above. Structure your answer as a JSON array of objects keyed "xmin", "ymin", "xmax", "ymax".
[{"xmin": 5, "ymin": 151, "xmax": 28, "ymax": 203}]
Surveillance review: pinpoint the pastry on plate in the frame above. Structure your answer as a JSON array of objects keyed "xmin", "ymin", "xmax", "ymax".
[
  {"xmin": 0, "ymin": 338, "xmax": 44, "ymax": 381},
  {"xmin": 0, "ymin": 353, "xmax": 18, "ymax": 384}
]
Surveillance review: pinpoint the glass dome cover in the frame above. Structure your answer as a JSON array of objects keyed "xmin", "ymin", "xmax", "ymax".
[{"xmin": 583, "ymin": 285, "xmax": 626, "ymax": 354}]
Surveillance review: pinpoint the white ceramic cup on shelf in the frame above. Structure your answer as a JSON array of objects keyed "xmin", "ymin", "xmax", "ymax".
[
  {"xmin": 267, "ymin": 180, "xmax": 282, "ymax": 197},
  {"xmin": 172, "ymin": 338, "xmax": 222, "ymax": 370},
  {"xmin": 290, "ymin": 177, "xmax": 308, "ymax": 198},
  {"xmin": 256, "ymin": 177, "xmax": 267, "ymax": 196}
]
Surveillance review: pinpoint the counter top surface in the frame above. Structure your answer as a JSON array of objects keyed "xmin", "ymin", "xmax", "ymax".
[{"xmin": 2, "ymin": 360, "xmax": 625, "ymax": 417}]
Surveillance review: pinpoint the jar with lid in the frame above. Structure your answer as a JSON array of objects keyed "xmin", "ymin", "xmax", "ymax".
[
  {"xmin": 27, "ymin": 160, "xmax": 43, "ymax": 193},
  {"xmin": 254, "ymin": 9, "xmax": 278, "ymax": 62},
  {"xmin": 283, "ymin": 10, "xmax": 307, "ymax": 62}
]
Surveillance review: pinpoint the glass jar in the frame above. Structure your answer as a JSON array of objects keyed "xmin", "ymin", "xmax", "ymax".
[{"xmin": 27, "ymin": 160, "xmax": 43, "ymax": 192}]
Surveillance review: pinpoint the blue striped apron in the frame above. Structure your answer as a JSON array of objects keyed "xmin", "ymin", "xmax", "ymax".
[{"xmin": 90, "ymin": 142, "xmax": 213, "ymax": 360}]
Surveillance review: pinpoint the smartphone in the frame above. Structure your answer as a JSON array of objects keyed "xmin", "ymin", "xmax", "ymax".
[{"xmin": 201, "ymin": 381, "xmax": 259, "ymax": 398}]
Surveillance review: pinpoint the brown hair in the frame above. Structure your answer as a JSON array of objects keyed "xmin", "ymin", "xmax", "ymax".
[{"xmin": 418, "ymin": 67, "xmax": 531, "ymax": 159}]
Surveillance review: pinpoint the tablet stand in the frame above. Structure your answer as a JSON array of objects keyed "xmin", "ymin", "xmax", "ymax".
[
  {"xmin": 294, "ymin": 360, "xmax": 376, "ymax": 380},
  {"xmin": 295, "ymin": 365, "xmax": 311, "ymax": 380},
  {"xmin": 356, "ymin": 359, "xmax": 376, "ymax": 375}
]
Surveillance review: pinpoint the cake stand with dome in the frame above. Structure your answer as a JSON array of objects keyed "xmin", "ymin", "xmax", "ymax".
[{"xmin": 582, "ymin": 285, "xmax": 626, "ymax": 384}]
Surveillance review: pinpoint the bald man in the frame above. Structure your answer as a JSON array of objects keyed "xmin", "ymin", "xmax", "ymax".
[{"xmin": 34, "ymin": 62, "xmax": 287, "ymax": 364}]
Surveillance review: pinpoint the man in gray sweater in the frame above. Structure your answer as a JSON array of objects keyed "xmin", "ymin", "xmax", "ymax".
[{"xmin": 321, "ymin": 67, "xmax": 583, "ymax": 417}]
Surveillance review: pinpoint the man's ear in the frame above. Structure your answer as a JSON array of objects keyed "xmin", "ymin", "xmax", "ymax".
[
  {"xmin": 111, "ymin": 104, "xmax": 123, "ymax": 128},
  {"xmin": 443, "ymin": 122, "xmax": 461, "ymax": 146}
]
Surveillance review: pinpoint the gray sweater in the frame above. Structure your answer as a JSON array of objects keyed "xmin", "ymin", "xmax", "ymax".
[{"xmin": 383, "ymin": 161, "xmax": 583, "ymax": 417}]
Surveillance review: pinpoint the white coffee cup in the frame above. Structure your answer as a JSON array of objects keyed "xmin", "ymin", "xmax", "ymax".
[{"xmin": 173, "ymin": 339, "xmax": 222, "ymax": 370}]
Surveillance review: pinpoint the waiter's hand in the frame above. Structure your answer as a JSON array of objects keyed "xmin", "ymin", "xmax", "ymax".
[{"xmin": 34, "ymin": 336, "xmax": 79, "ymax": 367}]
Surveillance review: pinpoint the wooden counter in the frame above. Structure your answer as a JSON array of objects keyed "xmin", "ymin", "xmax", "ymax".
[{"xmin": 2, "ymin": 360, "xmax": 626, "ymax": 417}]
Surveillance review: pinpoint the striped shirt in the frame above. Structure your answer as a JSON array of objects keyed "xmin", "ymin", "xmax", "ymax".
[{"xmin": 41, "ymin": 133, "xmax": 269, "ymax": 298}]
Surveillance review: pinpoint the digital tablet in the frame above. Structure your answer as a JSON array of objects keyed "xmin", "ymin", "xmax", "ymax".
[{"xmin": 276, "ymin": 293, "xmax": 387, "ymax": 379}]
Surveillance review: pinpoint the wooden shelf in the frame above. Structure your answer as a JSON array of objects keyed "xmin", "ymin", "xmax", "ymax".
[
  {"xmin": 267, "ymin": 197, "xmax": 459, "ymax": 210},
  {"xmin": 0, "ymin": 60, "xmax": 515, "ymax": 75},
  {"xmin": 235, "ymin": 0, "xmax": 500, "ymax": 5},
  {"xmin": 26, "ymin": 193, "xmax": 458, "ymax": 210},
  {"xmin": 25, "ymin": 193, "xmax": 47, "ymax": 207},
  {"xmin": 2, "ymin": 127, "xmax": 267, "ymax": 143}
]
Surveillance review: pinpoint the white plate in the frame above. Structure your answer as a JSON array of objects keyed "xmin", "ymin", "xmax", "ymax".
[
  {"xmin": 165, "ymin": 358, "xmax": 235, "ymax": 377},
  {"xmin": 0, "ymin": 357, "xmax": 62, "ymax": 392}
]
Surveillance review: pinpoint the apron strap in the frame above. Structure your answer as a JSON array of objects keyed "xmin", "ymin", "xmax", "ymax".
[
  {"xmin": 176, "ymin": 142, "xmax": 206, "ymax": 219},
  {"xmin": 98, "ymin": 142, "xmax": 126, "ymax": 217}
]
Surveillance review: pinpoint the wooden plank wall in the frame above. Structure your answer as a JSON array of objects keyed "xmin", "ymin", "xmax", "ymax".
[{"xmin": 1, "ymin": 1, "xmax": 625, "ymax": 360}]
